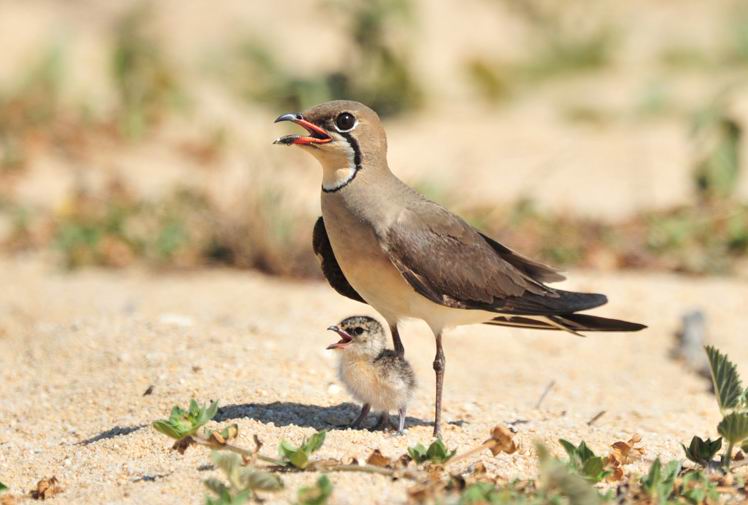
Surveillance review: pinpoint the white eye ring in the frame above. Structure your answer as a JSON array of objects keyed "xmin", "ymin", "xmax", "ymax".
[{"xmin": 334, "ymin": 112, "xmax": 358, "ymax": 133}]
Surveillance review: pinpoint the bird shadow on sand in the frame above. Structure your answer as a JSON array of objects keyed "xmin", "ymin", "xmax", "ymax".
[{"xmin": 215, "ymin": 401, "xmax": 435, "ymax": 431}]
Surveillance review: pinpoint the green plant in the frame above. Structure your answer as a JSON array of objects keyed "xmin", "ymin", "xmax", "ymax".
[
  {"xmin": 296, "ymin": 475, "xmax": 333, "ymax": 505},
  {"xmin": 226, "ymin": 0, "xmax": 421, "ymax": 117},
  {"xmin": 682, "ymin": 436, "xmax": 722, "ymax": 467},
  {"xmin": 408, "ymin": 439, "xmax": 457, "ymax": 464},
  {"xmin": 0, "ymin": 43, "xmax": 66, "ymax": 171},
  {"xmin": 558, "ymin": 439, "xmax": 610, "ymax": 483},
  {"xmin": 704, "ymin": 345, "xmax": 748, "ymax": 467},
  {"xmin": 0, "ymin": 481, "xmax": 7, "ymax": 492},
  {"xmin": 691, "ymin": 89, "xmax": 742, "ymax": 203},
  {"xmin": 640, "ymin": 458, "xmax": 681, "ymax": 504},
  {"xmin": 111, "ymin": 3, "xmax": 184, "ymax": 138},
  {"xmin": 152, "ymin": 400, "xmax": 219, "ymax": 440},
  {"xmin": 678, "ymin": 470, "xmax": 720, "ymax": 504},
  {"xmin": 204, "ymin": 451, "xmax": 283, "ymax": 505},
  {"xmin": 279, "ymin": 431, "xmax": 327, "ymax": 469}
]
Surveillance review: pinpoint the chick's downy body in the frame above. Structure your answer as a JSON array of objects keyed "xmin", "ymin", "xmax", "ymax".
[
  {"xmin": 328, "ymin": 316, "xmax": 416, "ymax": 432},
  {"xmin": 339, "ymin": 348, "xmax": 415, "ymax": 412}
]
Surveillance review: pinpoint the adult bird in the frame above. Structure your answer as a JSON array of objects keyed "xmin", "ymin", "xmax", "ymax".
[{"xmin": 273, "ymin": 100, "xmax": 645, "ymax": 436}]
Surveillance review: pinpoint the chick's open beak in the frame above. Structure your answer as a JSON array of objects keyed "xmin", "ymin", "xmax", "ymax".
[
  {"xmin": 326, "ymin": 325, "xmax": 353, "ymax": 350},
  {"xmin": 273, "ymin": 113, "xmax": 332, "ymax": 146}
]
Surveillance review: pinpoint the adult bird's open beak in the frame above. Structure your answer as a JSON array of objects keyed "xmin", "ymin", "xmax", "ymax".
[
  {"xmin": 273, "ymin": 113, "xmax": 332, "ymax": 146},
  {"xmin": 326, "ymin": 325, "xmax": 353, "ymax": 350}
]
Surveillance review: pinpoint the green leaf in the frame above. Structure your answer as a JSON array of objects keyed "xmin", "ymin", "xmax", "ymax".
[
  {"xmin": 679, "ymin": 471, "xmax": 719, "ymax": 504},
  {"xmin": 705, "ymin": 346, "xmax": 744, "ymax": 413},
  {"xmin": 297, "ymin": 475, "xmax": 333, "ymax": 505},
  {"xmin": 152, "ymin": 399, "xmax": 220, "ymax": 440},
  {"xmin": 718, "ymin": 412, "xmax": 748, "ymax": 445},
  {"xmin": 0, "ymin": 481, "xmax": 7, "ymax": 492},
  {"xmin": 537, "ymin": 443, "xmax": 604, "ymax": 505},
  {"xmin": 641, "ymin": 458, "xmax": 680, "ymax": 503},
  {"xmin": 204, "ymin": 478, "xmax": 229, "ymax": 496},
  {"xmin": 246, "ymin": 471, "xmax": 284, "ymax": 492},
  {"xmin": 407, "ymin": 439, "xmax": 456, "ymax": 464},
  {"xmin": 302, "ymin": 431, "xmax": 326, "ymax": 454},
  {"xmin": 205, "ymin": 489, "xmax": 251, "ymax": 505},
  {"xmin": 279, "ymin": 431, "xmax": 327, "ymax": 469},
  {"xmin": 425, "ymin": 438, "xmax": 457, "ymax": 464},
  {"xmin": 558, "ymin": 439, "xmax": 609, "ymax": 483},
  {"xmin": 279, "ymin": 440, "xmax": 310, "ymax": 469},
  {"xmin": 681, "ymin": 436, "xmax": 722, "ymax": 466},
  {"xmin": 152, "ymin": 419, "xmax": 184, "ymax": 439},
  {"xmin": 407, "ymin": 443, "xmax": 428, "ymax": 463}
]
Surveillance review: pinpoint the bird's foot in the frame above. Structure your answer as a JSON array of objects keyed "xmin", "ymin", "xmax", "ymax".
[{"xmin": 371, "ymin": 412, "xmax": 397, "ymax": 432}]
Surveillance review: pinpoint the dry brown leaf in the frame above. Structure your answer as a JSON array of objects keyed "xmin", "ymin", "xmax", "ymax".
[
  {"xmin": 608, "ymin": 434, "xmax": 645, "ymax": 466},
  {"xmin": 607, "ymin": 464, "xmax": 624, "ymax": 482},
  {"xmin": 484, "ymin": 425, "xmax": 519, "ymax": 455},
  {"xmin": 366, "ymin": 449, "xmax": 392, "ymax": 468},
  {"xmin": 30, "ymin": 477, "xmax": 63, "ymax": 500},
  {"xmin": 395, "ymin": 454, "xmax": 412, "ymax": 469},
  {"xmin": 406, "ymin": 481, "xmax": 445, "ymax": 504},
  {"xmin": 427, "ymin": 465, "xmax": 445, "ymax": 482},
  {"xmin": 172, "ymin": 437, "xmax": 194, "ymax": 454},
  {"xmin": 470, "ymin": 461, "xmax": 487, "ymax": 475}
]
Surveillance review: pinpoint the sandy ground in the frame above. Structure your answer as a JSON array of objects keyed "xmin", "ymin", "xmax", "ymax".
[{"xmin": 1, "ymin": 257, "xmax": 747, "ymax": 504}]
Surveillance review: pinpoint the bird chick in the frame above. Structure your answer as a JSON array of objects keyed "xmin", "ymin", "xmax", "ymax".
[{"xmin": 326, "ymin": 315, "xmax": 416, "ymax": 433}]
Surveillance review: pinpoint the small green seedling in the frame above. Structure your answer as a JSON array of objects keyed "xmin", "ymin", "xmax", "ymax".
[
  {"xmin": 296, "ymin": 475, "xmax": 333, "ymax": 505},
  {"xmin": 682, "ymin": 436, "xmax": 722, "ymax": 466},
  {"xmin": 152, "ymin": 399, "xmax": 219, "ymax": 440},
  {"xmin": 640, "ymin": 458, "xmax": 680, "ymax": 504},
  {"xmin": 204, "ymin": 451, "xmax": 283, "ymax": 505},
  {"xmin": 278, "ymin": 431, "xmax": 327, "ymax": 470},
  {"xmin": 408, "ymin": 439, "xmax": 456, "ymax": 465},
  {"xmin": 0, "ymin": 481, "xmax": 7, "ymax": 492},
  {"xmin": 558, "ymin": 439, "xmax": 610, "ymax": 483},
  {"xmin": 678, "ymin": 471, "xmax": 719, "ymax": 503}
]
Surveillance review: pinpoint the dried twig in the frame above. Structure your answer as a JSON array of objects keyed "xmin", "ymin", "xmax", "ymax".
[
  {"xmin": 587, "ymin": 410, "xmax": 606, "ymax": 426},
  {"xmin": 535, "ymin": 380, "xmax": 555, "ymax": 409}
]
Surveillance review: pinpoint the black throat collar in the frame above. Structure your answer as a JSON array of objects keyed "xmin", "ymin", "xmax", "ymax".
[{"xmin": 322, "ymin": 131, "xmax": 363, "ymax": 193}]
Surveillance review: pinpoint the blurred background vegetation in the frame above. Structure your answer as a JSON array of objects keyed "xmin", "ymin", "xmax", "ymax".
[{"xmin": 0, "ymin": 0, "xmax": 746, "ymax": 278}]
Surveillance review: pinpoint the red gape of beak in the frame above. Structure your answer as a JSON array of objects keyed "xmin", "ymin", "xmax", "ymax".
[
  {"xmin": 273, "ymin": 113, "xmax": 332, "ymax": 146},
  {"xmin": 326, "ymin": 326, "xmax": 353, "ymax": 350}
]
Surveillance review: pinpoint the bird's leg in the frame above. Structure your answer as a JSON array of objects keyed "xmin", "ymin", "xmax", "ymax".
[
  {"xmin": 432, "ymin": 331, "xmax": 445, "ymax": 437},
  {"xmin": 374, "ymin": 412, "xmax": 391, "ymax": 431},
  {"xmin": 397, "ymin": 407, "xmax": 406, "ymax": 434},
  {"xmin": 390, "ymin": 324, "xmax": 405, "ymax": 357},
  {"xmin": 350, "ymin": 403, "xmax": 371, "ymax": 429}
]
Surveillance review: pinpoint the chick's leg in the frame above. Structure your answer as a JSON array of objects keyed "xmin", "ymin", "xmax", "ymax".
[
  {"xmin": 397, "ymin": 408, "xmax": 406, "ymax": 434},
  {"xmin": 374, "ymin": 412, "xmax": 392, "ymax": 431},
  {"xmin": 350, "ymin": 403, "xmax": 371, "ymax": 429}
]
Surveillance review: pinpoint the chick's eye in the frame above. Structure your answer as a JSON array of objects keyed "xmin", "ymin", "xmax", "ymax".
[
  {"xmin": 353, "ymin": 327, "xmax": 364, "ymax": 336},
  {"xmin": 335, "ymin": 112, "xmax": 356, "ymax": 132}
]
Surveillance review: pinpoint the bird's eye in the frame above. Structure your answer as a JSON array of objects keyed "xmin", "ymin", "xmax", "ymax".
[
  {"xmin": 353, "ymin": 327, "xmax": 364, "ymax": 336},
  {"xmin": 334, "ymin": 112, "xmax": 357, "ymax": 132}
]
